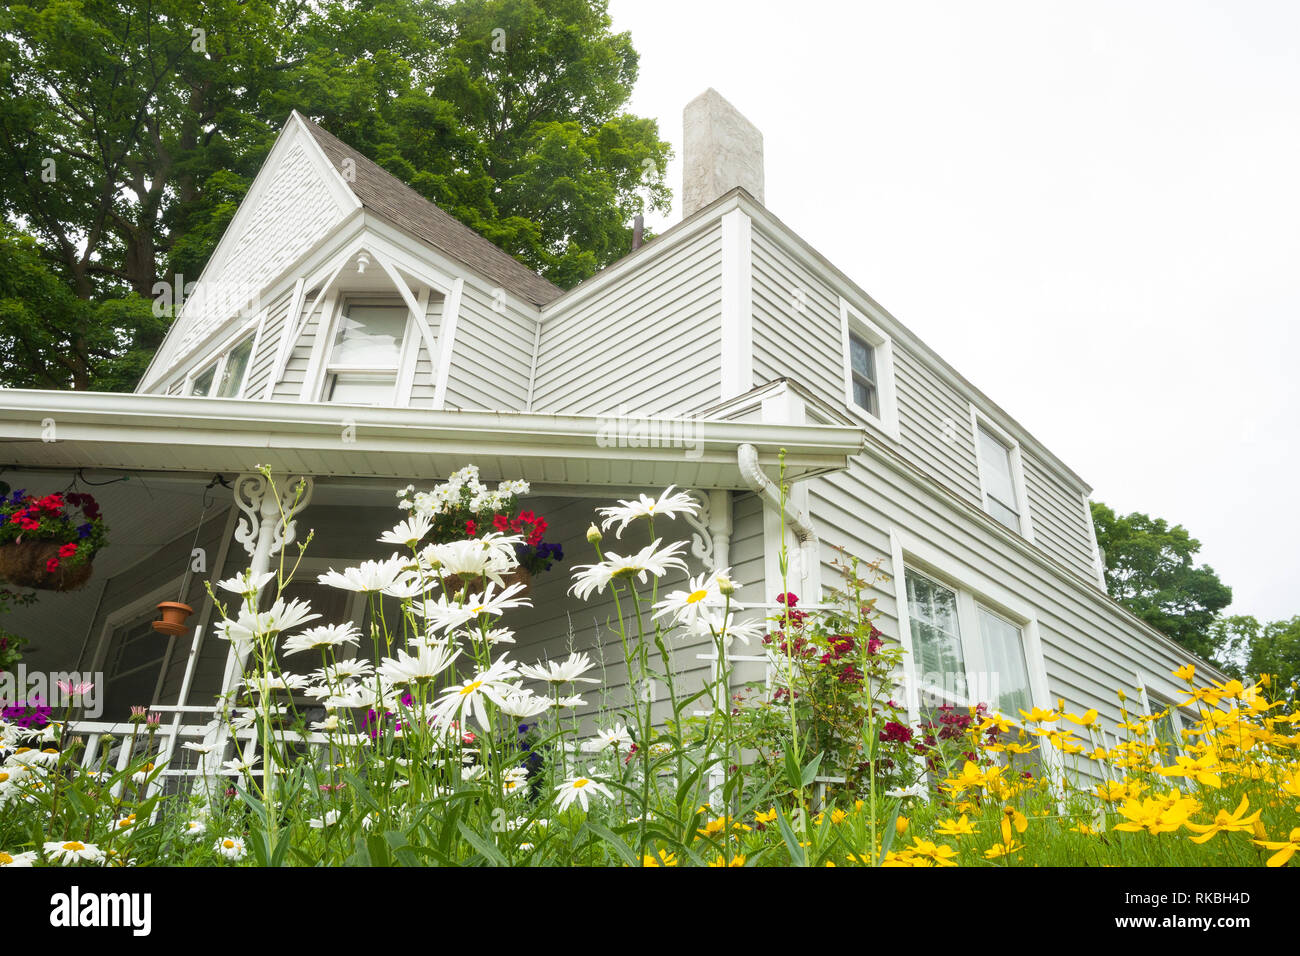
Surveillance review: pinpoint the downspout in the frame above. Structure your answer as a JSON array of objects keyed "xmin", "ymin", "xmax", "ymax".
[{"xmin": 737, "ymin": 443, "xmax": 819, "ymax": 595}]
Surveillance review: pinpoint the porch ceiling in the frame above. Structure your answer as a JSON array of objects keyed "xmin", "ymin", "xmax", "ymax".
[{"xmin": 0, "ymin": 390, "xmax": 865, "ymax": 489}]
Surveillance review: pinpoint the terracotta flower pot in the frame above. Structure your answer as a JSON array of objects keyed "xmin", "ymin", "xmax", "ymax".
[
  {"xmin": 152, "ymin": 601, "xmax": 194, "ymax": 636},
  {"xmin": 0, "ymin": 540, "xmax": 95, "ymax": 591}
]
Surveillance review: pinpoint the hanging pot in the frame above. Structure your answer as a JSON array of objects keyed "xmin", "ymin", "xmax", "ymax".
[
  {"xmin": 152, "ymin": 601, "xmax": 194, "ymax": 636},
  {"xmin": 442, "ymin": 567, "xmax": 532, "ymax": 599},
  {"xmin": 0, "ymin": 540, "xmax": 95, "ymax": 591}
]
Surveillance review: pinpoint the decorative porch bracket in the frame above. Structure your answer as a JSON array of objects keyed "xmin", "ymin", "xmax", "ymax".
[{"xmin": 682, "ymin": 489, "xmax": 732, "ymax": 573}]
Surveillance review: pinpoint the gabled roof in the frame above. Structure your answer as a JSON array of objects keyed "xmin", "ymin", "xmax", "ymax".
[{"xmin": 297, "ymin": 113, "xmax": 563, "ymax": 306}]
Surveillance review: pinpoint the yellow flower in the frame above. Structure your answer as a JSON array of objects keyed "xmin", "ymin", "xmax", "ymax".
[
  {"xmin": 1254, "ymin": 828, "xmax": 1300, "ymax": 867},
  {"xmin": 935, "ymin": 815, "xmax": 976, "ymax": 837},
  {"xmin": 707, "ymin": 854, "xmax": 745, "ymax": 867},
  {"xmin": 1112, "ymin": 792, "xmax": 1197, "ymax": 835},
  {"xmin": 1000, "ymin": 806, "xmax": 1028, "ymax": 845},
  {"xmin": 905, "ymin": 838, "xmax": 958, "ymax": 867},
  {"xmin": 984, "ymin": 839, "xmax": 1023, "ymax": 860},
  {"xmin": 1173, "ymin": 664, "xmax": 1196, "ymax": 683},
  {"xmin": 1157, "ymin": 754, "xmax": 1222, "ymax": 788},
  {"xmin": 1066, "ymin": 708, "xmax": 1099, "ymax": 727},
  {"xmin": 895, "ymin": 815, "xmax": 909, "ymax": 836},
  {"xmin": 642, "ymin": 849, "xmax": 678, "ymax": 867},
  {"xmin": 1018, "ymin": 707, "xmax": 1060, "ymax": 724},
  {"xmin": 754, "ymin": 808, "xmax": 778, "ymax": 824},
  {"xmin": 1070, "ymin": 822, "xmax": 1099, "ymax": 836},
  {"xmin": 1186, "ymin": 796, "xmax": 1262, "ymax": 844}
]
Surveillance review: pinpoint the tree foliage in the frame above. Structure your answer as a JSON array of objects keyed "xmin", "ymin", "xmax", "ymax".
[
  {"xmin": 1090, "ymin": 501, "xmax": 1233, "ymax": 660},
  {"xmin": 0, "ymin": 0, "xmax": 671, "ymax": 390}
]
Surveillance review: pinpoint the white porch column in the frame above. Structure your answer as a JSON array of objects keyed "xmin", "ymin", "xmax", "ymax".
[{"xmin": 200, "ymin": 472, "xmax": 313, "ymax": 783}]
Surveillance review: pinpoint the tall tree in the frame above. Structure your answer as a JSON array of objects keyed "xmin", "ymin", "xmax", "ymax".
[
  {"xmin": 0, "ymin": 0, "xmax": 671, "ymax": 390},
  {"xmin": 1090, "ymin": 501, "xmax": 1233, "ymax": 660},
  {"xmin": 1211, "ymin": 614, "xmax": 1300, "ymax": 702}
]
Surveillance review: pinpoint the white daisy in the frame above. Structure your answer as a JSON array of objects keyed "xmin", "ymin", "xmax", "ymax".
[
  {"xmin": 652, "ymin": 570, "xmax": 741, "ymax": 626},
  {"xmin": 213, "ymin": 836, "xmax": 247, "ymax": 861},
  {"xmin": 213, "ymin": 598, "xmax": 321, "ymax": 651},
  {"xmin": 317, "ymin": 555, "xmax": 411, "ymax": 594},
  {"xmin": 431, "ymin": 658, "xmax": 520, "ymax": 732},
  {"xmin": 584, "ymin": 724, "xmax": 634, "ymax": 751},
  {"xmin": 518, "ymin": 651, "xmax": 600, "ymax": 686},
  {"xmin": 554, "ymin": 773, "xmax": 614, "ymax": 813},
  {"xmin": 378, "ymin": 642, "xmax": 461, "ymax": 686},
  {"xmin": 0, "ymin": 850, "xmax": 36, "ymax": 866},
  {"xmin": 317, "ymin": 658, "xmax": 374, "ymax": 683},
  {"xmin": 309, "ymin": 809, "xmax": 341, "ymax": 828},
  {"xmin": 43, "ymin": 840, "xmax": 105, "ymax": 866},
  {"xmin": 416, "ymin": 581, "xmax": 532, "ymax": 634},
  {"xmin": 420, "ymin": 533, "xmax": 522, "ymax": 586},
  {"xmin": 597, "ymin": 486, "xmax": 699, "ymax": 538},
  {"xmin": 378, "ymin": 513, "xmax": 433, "ymax": 548},
  {"xmin": 281, "ymin": 622, "xmax": 362, "ymax": 656},
  {"xmin": 569, "ymin": 539, "xmax": 689, "ymax": 601},
  {"xmin": 496, "ymin": 689, "xmax": 551, "ymax": 719},
  {"xmin": 183, "ymin": 820, "xmax": 207, "ymax": 838},
  {"xmin": 214, "ymin": 570, "xmax": 276, "ymax": 598}
]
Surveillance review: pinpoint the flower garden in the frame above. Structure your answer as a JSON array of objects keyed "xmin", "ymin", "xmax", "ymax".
[{"xmin": 1, "ymin": 465, "xmax": 1297, "ymax": 868}]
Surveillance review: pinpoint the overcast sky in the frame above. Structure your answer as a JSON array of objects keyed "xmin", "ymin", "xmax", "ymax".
[{"xmin": 608, "ymin": 0, "xmax": 1299, "ymax": 622}]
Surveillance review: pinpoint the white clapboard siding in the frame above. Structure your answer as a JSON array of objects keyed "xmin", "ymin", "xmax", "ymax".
[
  {"xmin": 748, "ymin": 217, "xmax": 1102, "ymax": 587},
  {"xmin": 408, "ymin": 294, "xmax": 445, "ymax": 407},
  {"xmin": 809, "ymin": 452, "xmax": 1200, "ymax": 744},
  {"xmin": 439, "ymin": 282, "xmax": 537, "ymax": 411},
  {"xmin": 532, "ymin": 220, "xmax": 724, "ymax": 417}
]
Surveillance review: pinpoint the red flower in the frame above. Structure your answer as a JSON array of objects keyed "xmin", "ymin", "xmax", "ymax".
[
  {"xmin": 464, "ymin": 519, "xmax": 477, "ymax": 537},
  {"xmin": 776, "ymin": 592, "xmax": 799, "ymax": 607},
  {"xmin": 45, "ymin": 558, "xmax": 60, "ymax": 573},
  {"xmin": 57, "ymin": 542, "xmax": 77, "ymax": 558},
  {"xmin": 492, "ymin": 514, "xmax": 509, "ymax": 532},
  {"xmin": 879, "ymin": 721, "xmax": 914, "ymax": 744}
]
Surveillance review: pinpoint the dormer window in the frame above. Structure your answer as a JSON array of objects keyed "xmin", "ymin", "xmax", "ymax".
[
  {"xmin": 189, "ymin": 336, "xmax": 254, "ymax": 398},
  {"xmin": 323, "ymin": 300, "xmax": 408, "ymax": 404}
]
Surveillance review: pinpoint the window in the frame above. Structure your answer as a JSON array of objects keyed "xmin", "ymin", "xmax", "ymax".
[
  {"xmin": 323, "ymin": 300, "xmax": 408, "ymax": 405},
  {"xmin": 1143, "ymin": 691, "xmax": 1185, "ymax": 766},
  {"xmin": 904, "ymin": 568, "xmax": 1034, "ymax": 718},
  {"xmin": 100, "ymin": 610, "xmax": 169, "ymax": 721},
  {"xmin": 190, "ymin": 335, "xmax": 254, "ymax": 398},
  {"xmin": 839, "ymin": 299, "xmax": 899, "ymax": 439},
  {"xmin": 973, "ymin": 415, "xmax": 1030, "ymax": 536},
  {"xmin": 848, "ymin": 332, "xmax": 878, "ymax": 417}
]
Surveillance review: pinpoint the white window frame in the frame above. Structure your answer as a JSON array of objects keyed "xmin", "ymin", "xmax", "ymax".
[
  {"xmin": 969, "ymin": 403, "xmax": 1034, "ymax": 541},
  {"xmin": 1136, "ymin": 674, "xmax": 1190, "ymax": 764},
  {"xmin": 889, "ymin": 528, "xmax": 1050, "ymax": 728},
  {"xmin": 185, "ymin": 318, "xmax": 260, "ymax": 399},
  {"xmin": 313, "ymin": 294, "xmax": 420, "ymax": 406},
  {"xmin": 839, "ymin": 297, "xmax": 900, "ymax": 441}
]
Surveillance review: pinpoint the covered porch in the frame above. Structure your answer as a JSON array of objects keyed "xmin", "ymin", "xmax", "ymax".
[{"xmin": 0, "ymin": 382, "xmax": 864, "ymax": 730}]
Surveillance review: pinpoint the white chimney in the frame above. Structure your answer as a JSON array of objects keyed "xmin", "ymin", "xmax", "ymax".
[{"xmin": 682, "ymin": 89, "xmax": 764, "ymax": 217}]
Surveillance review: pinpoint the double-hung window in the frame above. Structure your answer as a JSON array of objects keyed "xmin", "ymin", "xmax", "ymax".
[
  {"xmin": 848, "ymin": 332, "xmax": 878, "ymax": 417},
  {"xmin": 189, "ymin": 336, "xmax": 254, "ymax": 398},
  {"xmin": 323, "ymin": 300, "xmax": 409, "ymax": 405},
  {"xmin": 973, "ymin": 414, "xmax": 1030, "ymax": 536},
  {"xmin": 839, "ymin": 300, "xmax": 899, "ymax": 439},
  {"xmin": 904, "ymin": 569, "xmax": 1034, "ymax": 718}
]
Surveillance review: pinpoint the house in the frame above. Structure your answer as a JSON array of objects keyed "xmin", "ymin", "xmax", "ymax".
[{"xmin": 0, "ymin": 90, "xmax": 1214, "ymax": 771}]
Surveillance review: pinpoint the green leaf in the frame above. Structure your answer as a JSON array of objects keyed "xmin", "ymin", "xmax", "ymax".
[
  {"xmin": 456, "ymin": 821, "xmax": 507, "ymax": 867},
  {"xmin": 800, "ymin": 752, "xmax": 825, "ymax": 788},
  {"xmin": 582, "ymin": 821, "xmax": 639, "ymax": 867},
  {"xmin": 776, "ymin": 810, "xmax": 807, "ymax": 867}
]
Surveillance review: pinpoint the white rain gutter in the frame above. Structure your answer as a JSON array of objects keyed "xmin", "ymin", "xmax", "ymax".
[{"xmin": 737, "ymin": 442, "xmax": 820, "ymax": 594}]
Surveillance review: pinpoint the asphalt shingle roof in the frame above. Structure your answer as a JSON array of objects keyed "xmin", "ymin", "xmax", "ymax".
[{"xmin": 299, "ymin": 114, "xmax": 563, "ymax": 306}]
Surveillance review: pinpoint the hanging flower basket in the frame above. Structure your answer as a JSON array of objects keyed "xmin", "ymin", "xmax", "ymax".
[
  {"xmin": 0, "ymin": 490, "xmax": 107, "ymax": 592},
  {"xmin": 0, "ymin": 540, "xmax": 95, "ymax": 591},
  {"xmin": 443, "ymin": 567, "xmax": 532, "ymax": 599}
]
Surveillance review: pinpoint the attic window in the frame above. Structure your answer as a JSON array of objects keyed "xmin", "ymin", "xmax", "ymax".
[
  {"xmin": 190, "ymin": 335, "xmax": 254, "ymax": 398},
  {"xmin": 323, "ymin": 300, "xmax": 408, "ymax": 405},
  {"xmin": 848, "ymin": 332, "xmax": 878, "ymax": 416},
  {"xmin": 838, "ymin": 299, "xmax": 899, "ymax": 440}
]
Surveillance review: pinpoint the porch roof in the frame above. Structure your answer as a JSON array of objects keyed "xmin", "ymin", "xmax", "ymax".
[{"xmin": 0, "ymin": 390, "xmax": 865, "ymax": 488}]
